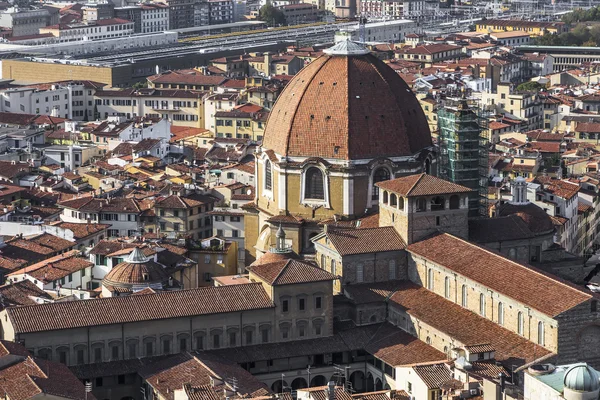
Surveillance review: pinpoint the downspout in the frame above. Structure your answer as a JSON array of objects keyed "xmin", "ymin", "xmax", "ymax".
[{"xmin": 121, "ymin": 323, "xmax": 125, "ymax": 359}]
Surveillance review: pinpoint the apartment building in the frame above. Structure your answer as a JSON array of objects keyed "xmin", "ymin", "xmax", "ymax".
[
  {"xmin": 94, "ymin": 89, "xmax": 206, "ymax": 129},
  {"xmin": 39, "ymin": 18, "xmax": 134, "ymax": 41},
  {"xmin": 0, "ymin": 81, "xmax": 102, "ymax": 120}
]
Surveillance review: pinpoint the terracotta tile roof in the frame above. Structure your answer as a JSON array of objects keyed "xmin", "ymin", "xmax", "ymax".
[
  {"xmin": 468, "ymin": 215, "xmax": 535, "ymax": 243},
  {"xmin": 8, "ymin": 250, "xmax": 91, "ymax": 283},
  {"xmin": 58, "ymin": 196, "xmax": 145, "ymax": 213},
  {"xmin": 48, "ymin": 222, "xmax": 110, "ymax": 239},
  {"xmin": 376, "ymin": 174, "xmax": 471, "ymax": 197},
  {"xmin": 534, "ymin": 176, "xmax": 580, "ymax": 200},
  {"xmin": 400, "ymin": 44, "xmax": 461, "ymax": 55},
  {"xmin": 89, "ymin": 240, "xmax": 137, "ymax": 255},
  {"xmin": 155, "ymin": 194, "xmax": 215, "ymax": 209},
  {"xmin": 0, "ymin": 340, "xmax": 31, "ymax": 358},
  {"xmin": 0, "ymin": 280, "xmax": 53, "ymax": 309},
  {"xmin": 407, "ymin": 233, "xmax": 591, "ymax": 317},
  {"xmin": 364, "ymin": 324, "xmax": 447, "ymax": 367},
  {"xmin": 413, "ymin": 363, "xmax": 453, "ymax": 389},
  {"xmin": 26, "ymin": 233, "xmax": 74, "ymax": 253},
  {"xmin": 0, "ymin": 161, "xmax": 31, "ymax": 179},
  {"xmin": 248, "ymin": 258, "xmax": 335, "ymax": 285},
  {"xmin": 575, "ymin": 122, "xmax": 600, "ymax": 133},
  {"xmin": 344, "ymin": 280, "xmax": 403, "ymax": 304},
  {"xmin": 148, "ymin": 70, "xmax": 226, "ymax": 86},
  {"xmin": 464, "ymin": 343, "xmax": 496, "ymax": 353},
  {"xmin": 488, "ymin": 121, "xmax": 511, "ymax": 130},
  {"xmin": 497, "ymin": 202, "xmax": 554, "ymax": 234},
  {"xmin": 262, "ymin": 53, "xmax": 432, "ymax": 160},
  {"xmin": 389, "ymin": 281, "xmax": 551, "ymax": 365},
  {"xmin": 0, "ymin": 354, "xmax": 95, "ymax": 400},
  {"xmin": 468, "ymin": 361, "xmax": 510, "ymax": 381},
  {"xmin": 6, "ymin": 283, "xmax": 274, "ymax": 333},
  {"xmin": 324, "ymin": 226, "xmax": 405, "ymax": 256}
]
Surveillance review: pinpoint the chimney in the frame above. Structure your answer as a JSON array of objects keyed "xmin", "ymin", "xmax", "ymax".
[{"xmin": 327, "ymin": 382, "xmax": 335, "ymax": 400}]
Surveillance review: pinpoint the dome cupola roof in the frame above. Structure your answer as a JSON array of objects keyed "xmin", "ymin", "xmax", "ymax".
[
  {"xmin": 262, "ymin": 39, "xmax": 432, "ymax": 161},
  {"xmin": 564, "ymin": 363, "xmax": 600, "ymax": 392},
  {"xmin": 102, "ymin": 247, "xmax": 170, "ymax": 290}
]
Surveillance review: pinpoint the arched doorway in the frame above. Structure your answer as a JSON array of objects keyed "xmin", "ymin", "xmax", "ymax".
[
  {"xmin": 291, "ymin": 378, "xmax": 308, "ymax": 390},
  {"xmin": 375, "ymin": 378, "xmax": 383, "ymax": 391},
  {"xmin": 311, "ymin": 375, "xmax": 327, "ymax": 387},
  {"xmin": 349, "ymin": 371, "xmax": 366, "ymax": 392},
  {"xmin": 271, "ymin": 379, "xmax": 289, "ymax": 393},
  {"xmin": 366, "ymin": 373, "xmax": 374, "ymax": 392}
]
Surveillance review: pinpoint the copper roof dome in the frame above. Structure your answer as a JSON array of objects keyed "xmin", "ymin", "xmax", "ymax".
[
  {"xmin": 102, "ymin": 247, "xmax": 170, "ymax": 290},
  {"xmin": 262, "ymin": 40, "xmax": 432, "ymax": 160}
]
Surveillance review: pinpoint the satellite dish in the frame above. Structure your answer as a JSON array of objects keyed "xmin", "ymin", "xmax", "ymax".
[{"xmin": 246, "ymin": 189, "xmax": 252, "ymax": 195}]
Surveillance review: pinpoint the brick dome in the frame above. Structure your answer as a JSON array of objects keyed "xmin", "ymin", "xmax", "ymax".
[
  {"xmin": 102, "ymin": 247, "xmax": 170, "ymax": 290},
  {"xmin": 262, "ymin": 40, "xmax": 433, "ymax": 160}
]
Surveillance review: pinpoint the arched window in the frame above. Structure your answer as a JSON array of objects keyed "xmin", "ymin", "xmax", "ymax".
[
  {"xmin": 444, "ymin": 277, "xmax": 450, "ymax": 299},
  {"xmin": 320, "ymin": 254, "xmax": 326, "ymax": 269},
  {"xmin": 416, "ymin": 198, "xmax": 427, "ymax": 212},
  {"xmin": 449, "ymin": 195, "xmax": 460, "ymax": 209},
  {"xmin": 399, "ymin": 197, "xmax": 405, "ymax": 210},
  {"xmin": 264, "ymin": 160, "xmax": 272, "ymax": 191},
  {"xmin": 508, "ymin": 248, "xmax": 517, "ymax": 259},
  {"xmin": 425, "ymin": 158, "xmax": 431, "ymax": 174},
  {"xmin": 479, "ymin": 293, "xmax": 486, "ymax": 317},
  {"xmin": 331, "ymin": 259, "xmax": 336, "ymax": 276},
  {"xmin": 372, "ymin": 168, "xmax": 390, "ymax": 200},
  {"xmin": 431, "ymin": 196, "xmax": 445, "ymax": 211},
  {"xmin": 305, "ymin": 168, "xmax": 324, "ymax": 200},
  {"xmin": 518, "ymin": 312, "xmax": 524, "ymax": 335},
  {"xmin": 426, "ymin": 336, "xmax": 431, "ymax": 345},
  {"xmin": 382, "ymin": 191, "xmax": 388, "ymax": 204},
  {"xmin": 461, "ymin": 285, "xmax": 468, "ymax": 307},
  {"xmin": 427, "ymin": 269, "xmax": 434, "ymax": 290},
  {"xmin": 498, "ymin": 302, "xmax": 504, "ymax": 325},
  {"xmin": 390, "ymin": 193, "xmax": 397, "ymax": 207},
  {"xmin": 538, "ymin": 322, "xmax": 545, "ymax": 345}
]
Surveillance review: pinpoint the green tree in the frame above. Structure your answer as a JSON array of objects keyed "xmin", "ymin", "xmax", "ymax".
[
  {"xmin": 516, "ymin": 81, "xmax": 544, "ymax": 92},
  {"xmin": 258, "ymin": 2, "xmax": 286, "ymax": 26},
  {"xmin": 132, "ymin": 81, "xmax": 148, "ymax": 89}
]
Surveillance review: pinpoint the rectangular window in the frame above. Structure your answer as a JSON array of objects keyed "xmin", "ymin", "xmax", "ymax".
[
  {"xmin": 282, "ymin": 299, "xmax": 289, "ymax": 312},
  {"xmin": 196, "ymin": 336, "xmax": 204, "ymax": 350},
  {"xmin": 213, "ymin": 334, "xmax": 220, "ymax": 349},
  {"xmin": 94, "ymin": 348, "xmax": 102, "ymax": 362},
  {"xmin": 232, "ymin": 230, "xmax": 239, "ymax": 238},
  {"xmin": 59, "ymin": 350, "xmax": 67, "ymax": 364},
  {"xmin": 261, "ymin": 329, "xmax": 269, "ymax": 343},
  {"xmin": 128, "ymin": 343, "xmax": 136, "ymax": 358},
  {"xmin": 180, "ymin": 338, "xmax": 187, "ymax": 352},
  {"xmin": 315, "ymin": 296, "xmax": 322, "ymax": 309},
  {"xmin": 229, "ymin": 332, "xmax": 236, "ymax": 346},
  {"xmin": 146, "ymin": 342, "xmax": 153, "ymax": 356},
  {"xmin": 356, "ymin": 264, "xmax": 364, "ymax": 283},
  {"xmin": 163, "ymin": 340, "xmax": 170, "ymax": 354},
  {"xmin": 298, "ymin": 298, "xmax": 305, "ymax": 311},
  {"xmin": 96, "ymin": 377, "xmax": 103, "ymax": 387},
  {"xmin": 77, "ymin": 349, "xmax": 84, "ymax": 364},
  {"xmin": 204, "ymin": 255, "xmax": 211, "ymax": 264},
  {"xmin": 112, "ymin": 345, "xmax": 119, "ymax": 360}
]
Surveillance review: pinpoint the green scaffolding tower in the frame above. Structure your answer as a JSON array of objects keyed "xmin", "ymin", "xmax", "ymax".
[{"xmin": 437, "ymin": 98, "xmax": 489, "ymax": 217}]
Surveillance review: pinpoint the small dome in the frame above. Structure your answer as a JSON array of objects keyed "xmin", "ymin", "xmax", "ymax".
[
  {"xmin": 103, "ymin": 247, "xmax": 170, "ymax": 290},
  {"xmin": 564, "ymin": 363, "xmax": 600, "ymax": 392}
]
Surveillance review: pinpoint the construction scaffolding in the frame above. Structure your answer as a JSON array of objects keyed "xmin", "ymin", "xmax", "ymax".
[{"xmin": 437, "ymin": 97, "xmax": 489, "ymax": 217}]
